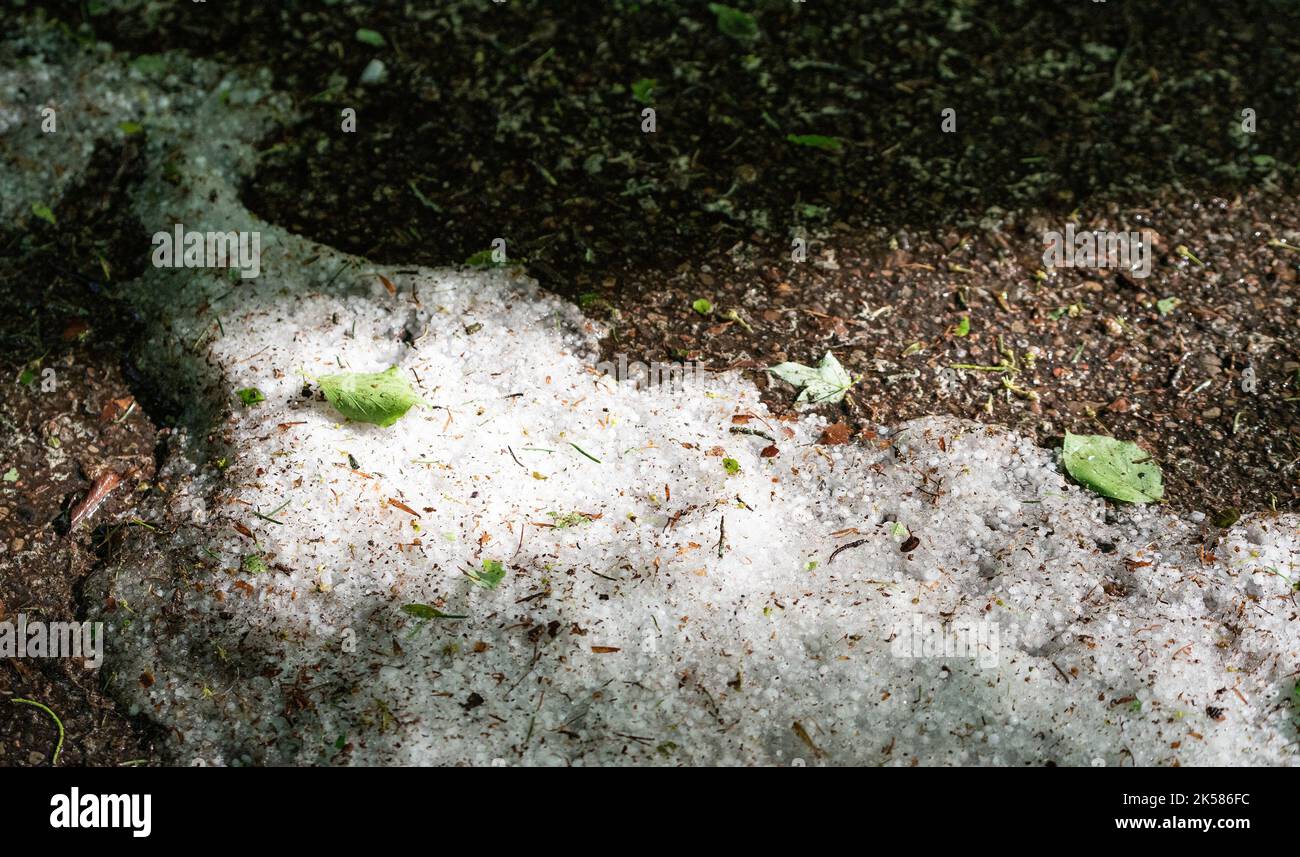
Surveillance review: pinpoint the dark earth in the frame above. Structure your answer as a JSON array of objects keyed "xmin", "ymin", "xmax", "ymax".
[{"xmin": 1, "ymin": 0, "xmax": 1297, "ymax": 766}]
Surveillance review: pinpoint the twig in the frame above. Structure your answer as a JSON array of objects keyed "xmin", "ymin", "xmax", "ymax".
[{"xmin": 828, "ymin": 538, "xmax": 868, "ymax": 565}]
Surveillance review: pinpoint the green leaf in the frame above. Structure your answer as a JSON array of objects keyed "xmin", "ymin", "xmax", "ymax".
[
  {"xmin": 708, "ymin": 3, "xmax": 759, "ymax": 41},
  {"xmin": 547, "ymin": 511, "xmax": 591, "ymax": 529},
  {"xmin": 631, "ymin": 78, "xmax": 657, "ymax": 104},
  {"xmin": 117, "ymin": 121, "xmax": 143, "ymax": 136},
  {"xmin": 464, "ymin": 249, "xmax": 501, "ymax": 268},
  {"xmin": 767, "ymin": 351, "xmax": 854, "ymax": 406},
  {"xmin": 2, "ymin": 468, "xmax": 17, "ymax": 482},
  {"xmin": 1062, "ymin": 432, "xmax": 1163, "ymax": 504},
  {"xmin": 692, "ymin": 298, "xmax": 713, "ymax": 315},
  {"xmin": 17, "ymin": 367, "xmax": 37, "ymax": 386},
  {"xmin": 31, "ymin": 203, "xmax": 56, "ymax": 226},
  {"xmin": 402, "ymin": 603, "xmax": 466, "ymax": 620},
  {"xmin": 1156, "ymin": 297, "xmax": 1181, "ymax": 316},
  {"xmin": 466, "ymin": 559, "xmax": 506, "ymax": 590},
  {"xmin": 953, "ymin": 315, "xmax": 970, "ymax": 336},
  {"xmin": 242, "ymin": 554, "xmax": 268, "ymax": 574},
  {"xmin": 722, "ymin": 457, "xmax": 741, "ymax": 475},
  {"xmin": 318, "ymin": 366, "xmax": 422, "ymax": 427},
  {"xmin": 355, "ymin": 28, "xmax": 386, "ymax": 47},
  {"xmin": 786, "ymin": 134, "xmax": 842, "ymax": 153},
  {"xmin": 129, "ymin": 54, "xmax": 167, "ymax": 76},
  {"xmin": 236, "ymin": 387, "xmax": 265, "ymax": 406}
]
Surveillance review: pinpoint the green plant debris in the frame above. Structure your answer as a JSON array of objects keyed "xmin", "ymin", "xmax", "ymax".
[
  {"xmin": 11, "ymin": 698, "xmax": 64, "ymax": 765},
  {"xmin": 253, "ymin": 500, "xmax": 290, "ymax": 525},
  {"xmin": 2, "ymin": 468, "xmax": 17, "ymax": 482},
  {"xmin": 355, "ymin": 28, "xmax": 386, "ymax": 47},
  {"xmin": 318, "ymin": 366, "xmax": 422, "ymax": 427},
  {"xmin": 767, "ymin": 351, "xmax": 855, "ymax": 406},
  {"xmin": 1062, "ymin": 432, "xmax": 1164, "ymax": 504},
  {"xmin": 631, "ymin": 78, "xmax": 657, "ymax": 104},
  {"xmin": 31, "ymin": 203, "xmax": 56, "ymax": 226},
  {"xmin": 1049, "ymin": 303, "xmax": 1084, "ymax": 321},
  {"xmin": 722, "ymin": 457, "xmax": 741, "ymax": 475},
  {"xmin": 464, "ymin": 249, "xmax": 503, "ymax": 268},
  {"xmin": 547, "ymin": 511, "xmax": 592, "ymax": 529},
  {"xmin": 402, "ymin": 603, "xmax": 467, "ymax": 620},
  {"xmin": 236, "ymin": 386, "xmax": 266, "ymax": 406},
  {"xmin": 723, "ymin": 308, "xmax": 754, "ymax": 332},
  {"xmin": 117, "ymin": 120, "xmax": 144, "ymax": 135},
  {"xmin": 1175, "ymin": 244, "xmax": 1204, "ymax": 266},
  {"xmin": 466, "ymin": 559, "xmax": 506, "ymax": 589},
  {"xmin": 1157, "ymin": 297, "xmax": 1181, "ymax": 315},
  {"xmin": 1001, "ymin": 376, "xmax": 1039, "ymax": 401},
  {"xmin": 692, "ymin": 298, "xmax": 714, "ymax": 315},
  {"xmin": 129, "ymin": 53, "xmax": 167, "ymax": 76},
  {"xmin": 242, "ymin": 554, "xmax": 268, "ymax": 574},
  {"xmin": 785, "ymin": 134, "xmax": 842, "ymax": 153},
  {"xmin": 949, "ymin": 362, "xmax": 1012, "ymax": 373},
  {"xmin": 953, "ymin": 315, "xmax": 971, "ymax": 337},
  {"xmin": 568, "ymin": 442, "xmax": 602, "ymax": 463},
  {"xmin": 708, "ymin": 3, "xmax": 759, "ymax": 41}
]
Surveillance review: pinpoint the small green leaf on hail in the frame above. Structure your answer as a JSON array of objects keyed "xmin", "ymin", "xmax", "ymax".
[
  {"xmin": 692, "ymin": 298, "xmax": 714, "ymax": 315},
  {"xmin": 767, "ymin": 351, "xmax": 855, "ymax": 406},
  {"xmin": 464, "ymin": 249, "xmax": 502, "ymax": 268},
  {"xmin": 355, "ymin": 28, "xmax": 386, "ymax": 47},
  {"xmin": 722, "ymin": 457, "xmax": 741, "ymax": 475},
  {"xmin": 1062, "ymin": 432, "xmax": 1163, "ymax": 504},
  {"xmin": 318, "ymin": 366, "xmax": 422, "ymax": 427},
  {"xmin": 236, "ymin": 387, "xmax": 265, "ymax": 406},
  {"xmin": 466, "ymin": 559, "xmax": 506, "ymax": 589}
]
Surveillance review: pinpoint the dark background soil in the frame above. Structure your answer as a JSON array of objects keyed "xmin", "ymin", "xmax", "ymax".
[{"xmin": 1, "ymin": 0, "xmax": 1297, "ymax": 766}]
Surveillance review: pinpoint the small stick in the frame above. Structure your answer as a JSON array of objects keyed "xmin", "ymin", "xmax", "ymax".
[{"xmin": 828, "ymin": 538, "xmax": 868, "ymax": 565}]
